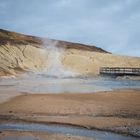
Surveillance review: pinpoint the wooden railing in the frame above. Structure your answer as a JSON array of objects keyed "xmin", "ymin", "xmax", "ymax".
[{"xmin": 100, "ymin": 67, "xmax": 140, "ymax": 76}]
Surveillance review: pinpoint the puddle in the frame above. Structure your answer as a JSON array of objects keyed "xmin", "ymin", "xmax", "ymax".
[{"xmin": 0, "ymin": 123, "xmax": 139, "ymax": 140}]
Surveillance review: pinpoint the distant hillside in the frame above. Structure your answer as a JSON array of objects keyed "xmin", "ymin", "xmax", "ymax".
[{"xmin": 0, "ymin": 29, "xmax": 108, "ymax": 53}]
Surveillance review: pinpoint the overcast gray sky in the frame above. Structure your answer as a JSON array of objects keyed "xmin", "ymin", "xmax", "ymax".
[{"xmin": 0, "ymin": 0, "xmax": 140, "ymax": 57}]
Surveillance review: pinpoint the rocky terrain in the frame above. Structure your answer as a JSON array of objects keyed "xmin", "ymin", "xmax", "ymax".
[{"xmin": 0, "ymin": 29, "xmax": 140, "ymax": 76}]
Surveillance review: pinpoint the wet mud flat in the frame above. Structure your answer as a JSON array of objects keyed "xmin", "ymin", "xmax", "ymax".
[
  {"xmin": 0, "ymin": 76, "xmax": 140, "ymax": 139},
  {"xmin": 0, "ymin": 89, "xmax": 140, "ymax": 139}
]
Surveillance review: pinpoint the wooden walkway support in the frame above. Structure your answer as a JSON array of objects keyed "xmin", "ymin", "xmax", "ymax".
[{"xmin": 100, "ymin": 67, "xmax": 140, "ymax": 76}]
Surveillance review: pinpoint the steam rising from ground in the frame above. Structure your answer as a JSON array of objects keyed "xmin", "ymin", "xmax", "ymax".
[{"xmin": 42, "ymin": 40, "xmax": 76, "ymax": 78}]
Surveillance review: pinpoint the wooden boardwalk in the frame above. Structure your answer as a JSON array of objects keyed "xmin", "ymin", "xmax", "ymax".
[{"xmin": 100, "ymin": 67, "xmax": 140, "ymax": 76}]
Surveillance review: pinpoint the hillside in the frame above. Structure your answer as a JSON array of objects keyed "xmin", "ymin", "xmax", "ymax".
[
  {"xmin": 0, "ymin": 29, "xmax": 107, "ymax": 52},
  {"xmin": 0, "ymin": 29, "xmax": 140, "ymax": 76}
]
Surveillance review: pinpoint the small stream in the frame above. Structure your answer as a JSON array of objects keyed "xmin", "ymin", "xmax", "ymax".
[{"xmin": 0, "ymin": 123, "xmax": 139, "ymax": 140}]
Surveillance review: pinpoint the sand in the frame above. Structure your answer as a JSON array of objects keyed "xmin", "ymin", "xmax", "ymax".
[
  {"xmin": 0, "ymin": 89, "xmax": 21, "ymax": 104},
  {"xmin": 0, "ymin": 89, "xmax": 140, "ymax": 137}
]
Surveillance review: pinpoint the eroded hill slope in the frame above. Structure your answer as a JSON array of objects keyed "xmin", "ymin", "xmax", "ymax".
[{"xmin": 0, "ymin": 29, "xmax": 140, "ymax": 76}]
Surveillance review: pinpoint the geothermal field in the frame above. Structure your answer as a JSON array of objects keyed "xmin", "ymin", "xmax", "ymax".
[{"xmin": 0, "ymin": 29, "xmax": 140, "ymax": 140}]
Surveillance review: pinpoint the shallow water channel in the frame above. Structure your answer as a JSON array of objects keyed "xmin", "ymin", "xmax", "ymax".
[{"xmin": 0, "ymin": 123, "xmax": 139, "ymax": 140}]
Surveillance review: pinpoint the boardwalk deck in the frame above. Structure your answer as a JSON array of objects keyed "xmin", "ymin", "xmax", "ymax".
[{"xmin": 100, "ymin": 67, "xmax": 140, "ymax": 76}]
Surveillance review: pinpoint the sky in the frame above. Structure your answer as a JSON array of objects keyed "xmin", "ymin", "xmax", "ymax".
[{"xmin": 0, "ymin": 0, "xmax": 140, "ymax": 57}]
